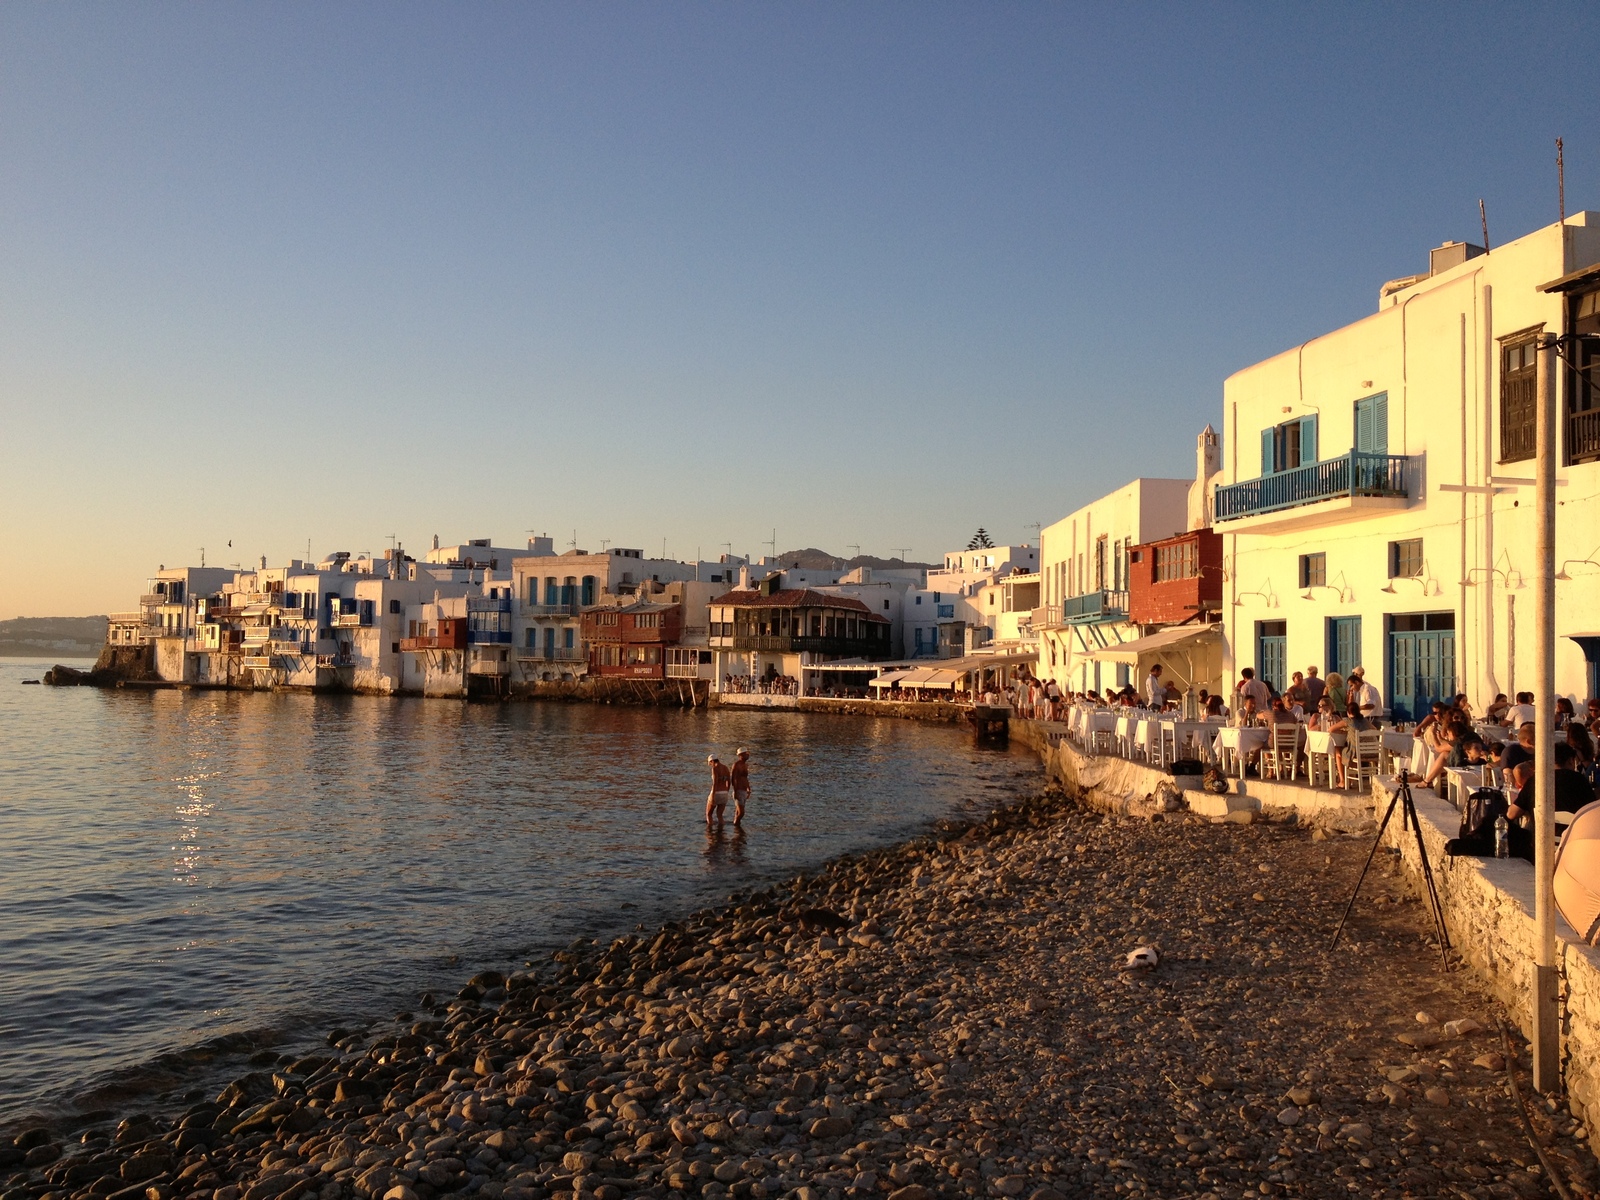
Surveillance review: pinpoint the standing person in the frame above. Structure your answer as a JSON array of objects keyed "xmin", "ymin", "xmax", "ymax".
[
  {"xmin": 1304, "ymin": 666, "xmax": 1327, "ymax": 706},
  {"xmin": 1235, "ymin": 667, "xmax": 1271, "ymax": 713},
  {"xmin": 1347, "ymin": 667, "xmax": 1382, "ymax": 727},
  {"xmin": 1144, "ymin": 664, "xmax": 1166, "ymax": 709},
  {"xmin": 705, "ymin": 755, "xmax": 732, "ymax": 826},
  {"xmin": 1286, "ymin": 671, "xmax": 1311, "ymax": 709},
  {"xmin": 730, "ymin": 749, "xmax": 752, "ymax": 826}
]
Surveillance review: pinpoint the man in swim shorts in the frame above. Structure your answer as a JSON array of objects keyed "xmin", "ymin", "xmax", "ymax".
[
  {"xmin": 706, "ymin": 755, "xmax": 732, "ymax": 825},
  {"xmin": 731, "ymin": 748, "xmax": 751, "ymax": 825}
]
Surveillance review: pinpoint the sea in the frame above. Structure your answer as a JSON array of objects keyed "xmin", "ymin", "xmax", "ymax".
[{"xmin": 0, "ymin": 657, "xmax": 1033, "ymax": 1132}]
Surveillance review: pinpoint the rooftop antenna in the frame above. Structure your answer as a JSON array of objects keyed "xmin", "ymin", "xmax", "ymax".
[
  {"xmin": 387, "ymin": 534, "xmax": 397, "ymax": 551},
  {"xmin": 847, "ymin": 543, "xmax": 861, "ymax": 559},
  {"xmin": 600, "ymin": 538, "xmax": 611, "ymax": 552},
  {"xmin": 663, "ymin": 537, "xmax": 668, "ymax": 558},
  {"xmin": 1557, "ymin": 137, "xmax": 1566, "ymax": 226},
  {"xmin": 720, "ymin": 542, "xmax": 732, "ymax": 560},
  {"xmin": 568, "ymin": 529, "xmax": 577, "ymax": 551},
  {"xmin": 765, "ymin": 528, "xmax": 777, "ymax": 559},
  {"xmin": 1479, "ymin": 198, "xmax": 1491, "ymax": 253},
  {"xmin": 892, "ymin": 547, "xmax": 912, "ymax": 562},
  {"xmin": 1026, "ymin": 521, "xmax": 1042, "ymax": 543},
  {"xmin": 199, "ymin": 547, "xmax": 205, "ymax": 567},
  {"xmin": 307, "ymin": 538, "xmax": 312, "ymax": 561}
]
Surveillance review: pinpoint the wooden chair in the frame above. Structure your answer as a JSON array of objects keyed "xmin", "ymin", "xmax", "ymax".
[
  {"xmin": 1346, "ymin": 730, "xmax": 1383, "ymax": 791},
  {"xmin": 1261, "ymin": 723, "xmax": 1300, "ymax": 782}
]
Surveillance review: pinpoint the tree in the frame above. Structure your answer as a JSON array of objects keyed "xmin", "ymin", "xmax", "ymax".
[{"xmin": 967, "ymin": 528, "xmax": 994, "ymax": 550}]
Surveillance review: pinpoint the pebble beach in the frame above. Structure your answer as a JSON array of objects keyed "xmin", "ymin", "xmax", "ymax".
[{"xmin": 6, "ymin": 782, "xmax": 1597, "ymax": 1200}]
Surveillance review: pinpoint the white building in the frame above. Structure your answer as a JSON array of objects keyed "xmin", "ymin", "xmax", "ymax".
[
  {"xmin": 1218, "ymin": 213, "xmax": 1600, "ymax": 716},
  {"xmin": 1035, "ymin": 478, "xmax": 1192, "ymax": 692}
]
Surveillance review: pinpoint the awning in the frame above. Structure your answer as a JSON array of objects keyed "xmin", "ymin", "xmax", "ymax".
[
  {"xmin": 1085, "ymin": 625, "xmax": 1220, "ymax": 665},
  {"xmin": 869, "ymin": 669, "xmax": 913, "ymax": 688},
  {"xmin": 920, "ymin": 668, "xmax": 964, "ymax": 690}
]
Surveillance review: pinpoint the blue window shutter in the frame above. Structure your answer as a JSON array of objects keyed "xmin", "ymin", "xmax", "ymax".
[
  {"xmin": 1371, "ymin": 394, "xmax": 1388, "ymax": 455},
  {"xmin": 1261, "ymin": 428, "xmax": 1275, "ymax": 475},
  {"xmin": 1300, "ymin": 415, "xmax": 1318, "ymax": 464}
]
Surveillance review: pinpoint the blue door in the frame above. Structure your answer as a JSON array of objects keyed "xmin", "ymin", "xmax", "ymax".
[
  {"xmin": 1388, "ymin": 613, "xmax": 1456, "ymax": 722},
  {"xmin": 1328, "ymin": 616, "xmax": 1362, "ymax": 679},
  {"xmin": 1257, "ymin": 620, "xmax": 1287, "ymax": 694},
  {"xmin": 543, "ymin": 626, "xmax": 555, "ymax": 656}
]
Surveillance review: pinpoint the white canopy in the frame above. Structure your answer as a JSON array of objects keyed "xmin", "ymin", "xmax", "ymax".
[{"xmin": 1085, "ymin": 625, "xmax": 1219, "ymax": 665}]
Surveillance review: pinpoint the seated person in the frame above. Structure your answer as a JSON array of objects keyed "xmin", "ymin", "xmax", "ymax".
[
  {"xmin": 1505, "ymin": 692, "xmax": 1537, "ymax": 727},
  {"xmin": 1484, "ymin": 693, "xmax": 1511, "ymax": 724},
  {"xmin": 1421, "ymin": 724, "xmax": 1462, "ymax": 789},
  {"xmin": 1453, "ymin": 693, "xmax": 1474, "ymax": 720},
  {"xmin": 1307, "ymin": 696, "xmax": 1349, "ymax": 785},
  {"xmin": 1499, "ymin": 723, "xmax": 1536, "ymax": 777},
  {"xmin": 1205, "ymin": 693, "xmax": 1228, "ymax": 719},
  {"xmin": 1506, "ymin": 743, "xmax": 1599, "ymax": 861},
  {"xmin": 1267, "ymin": 697, "xmax": 1299, "ymax": 726},
  {"xmin": 1234, "ymin": 695, "xmax": 1264, "ymax": 727}
]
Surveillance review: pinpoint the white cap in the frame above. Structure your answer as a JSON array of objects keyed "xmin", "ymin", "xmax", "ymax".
[
  {"xmin": 737, "ymin": 747, "xmax": 748, "ymax": 756},
  {"xmin": 707, "ymin": 754, "xmax": 717, "ymax": 762}
]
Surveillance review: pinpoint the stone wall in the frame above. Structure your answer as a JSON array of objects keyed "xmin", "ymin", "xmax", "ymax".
[
  {"xmin": 1374, "ymin": 779, "xmax": 1600, "ymax": 1136},
  {"xmin": 710, "ymin": 695, "xmax": 968, "ymax": 723},
  {"xmin": 1010, "ymin": 715, "xmax": 1600, "ymax": 1139}
]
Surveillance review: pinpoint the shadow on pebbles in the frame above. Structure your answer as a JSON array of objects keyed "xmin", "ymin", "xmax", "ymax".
[{"xmin": 6, "ymin": 784, "xmax": 1597, "ymax": 1200}]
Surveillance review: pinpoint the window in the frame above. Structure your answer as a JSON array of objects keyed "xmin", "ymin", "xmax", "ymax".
[
  {"xmin": 1260, "ymin": 415, "xmax": 1318, "ymax": 474},
  {"xmin": 1569, "ymin": 289, "xmax": 1600, "ymax": 462},
  {"xmin": 581, "ymin": 576, "xmax": 596, "ymax": 606},
  {"xmin": 1500, "ymin": 333, "xmax": 1539, "ymax": 463},
  {"xmin": 1389, "ymin": 539, "xmax": 1423, "ymax": 579},
  {"xmin": 564, "ymin": 627, "xmax": 575, "ymax": 649},
  {"xmin": 1298, "ymin": 553, "xmax": 1326, "ymax": 588},
  {"xmin": 1095, "ymin": 536, "xmax": 1108, "ymax": 591},
  {"xmin": 1354, "ymin": 393, "xmax": 1388, "ymax": 455},
  {"xmin": 1154, "ymin": 540, "xmax": 1199, "ymax": 582},
  {"xmin": 389, "ymin": 599, "xmax": 402, "ymax": 614}
]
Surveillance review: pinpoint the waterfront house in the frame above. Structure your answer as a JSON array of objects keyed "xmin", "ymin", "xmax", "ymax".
[
  {"xmin": 1035, "ymin": 477, "xmax": 1192, "ymax": 693},
  {"xmin": 1218, "ymin": 213, "xmax": 1600, "ymax": 714},
  {"xmin": 710, "ymin": 578, "xmax": 892, "ymax": 692},
  {"xmin": 581, "ymin": 598, "xmax": 684, "ymax": 680}
]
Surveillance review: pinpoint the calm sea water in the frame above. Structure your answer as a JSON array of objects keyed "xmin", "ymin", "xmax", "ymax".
[{"xmin": 0, "ymin": 657, "xmax": 1032, "ymax": 1131}]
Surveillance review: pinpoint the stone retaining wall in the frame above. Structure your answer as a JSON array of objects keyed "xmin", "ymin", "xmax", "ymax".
[
  {"xmin": 1011, "ymin": 715, "xmax": 1600, "ymax": 1138},
  {"xmin": 710, "ymin": 695, "xmax": 968, "ymax": 723}
]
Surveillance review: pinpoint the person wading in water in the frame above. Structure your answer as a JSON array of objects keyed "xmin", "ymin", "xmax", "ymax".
[
  {"xmin": 706, "ymin": 755, "xmax": 733, "ymax": 826},
  {"xmin": 731, "ymin": 748, "xmax": 751, "ymax": 826}
]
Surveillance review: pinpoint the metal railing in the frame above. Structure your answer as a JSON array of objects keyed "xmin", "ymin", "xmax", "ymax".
[
  {"xmin": 1061, "ymin": 590, "xmax": 1129, "ymax": 623},
  {"xmin": 731, "ymin": 635, "xmax": 884, "ymax": 655},
  {"xmin": 517, "ymin": 647, "xmax": 585, "ymax": 662},
  {"xmin": 331, "ymin": 613, "xmax": 369, "ymax": 628},
  {"xmin": 1214, "ymin": 451, "xmax": 1411, "ymax": 521},
  {"xmin": 522, "ymin": 601, "xmax": 579, "ymax": 616},
  {"xmin": 468, "ymin": 630, "xmax": 513, "ymax": 644}
]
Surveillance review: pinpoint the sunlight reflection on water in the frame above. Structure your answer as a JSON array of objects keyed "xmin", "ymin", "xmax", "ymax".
[{"xmin": 0, "ymin": 659, "xmax": 1032, "ymax": 1126}]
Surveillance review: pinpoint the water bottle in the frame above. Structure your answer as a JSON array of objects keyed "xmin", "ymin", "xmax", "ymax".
[{"xmin": 1495, "ymin": 814, "xmax": 1510, "ymax": 859}]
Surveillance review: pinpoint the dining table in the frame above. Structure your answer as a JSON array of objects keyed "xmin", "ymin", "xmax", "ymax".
[
  {"xmin": 1161, "ymin": 719, "xmax": 1219, "ymax": 767},
  {"xmin": 1304, "ymin": 729, "xmax": 1348, "ymax": 788},
  {"xmin": 1212, "ymin": 725, "xmax": 1271, "ymax": 777}
]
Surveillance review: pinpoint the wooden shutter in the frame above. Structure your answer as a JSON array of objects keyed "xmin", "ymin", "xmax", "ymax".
[{"xmin": 1300, "ymin": 415, "xmax": 1318, "ymax": 464}]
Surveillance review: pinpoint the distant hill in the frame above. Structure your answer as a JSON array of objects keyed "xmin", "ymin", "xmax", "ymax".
[
  {"xmin": 0, "ymin": 616, "xmax": 108, "ymax": 658},
  {"xmin": 774, "ymin": 548, "xmax": 936, "ymax": 571}
]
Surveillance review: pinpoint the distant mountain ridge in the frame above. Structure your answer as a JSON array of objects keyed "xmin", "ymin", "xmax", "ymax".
[
  {"xmin": 0, "ymin": 616, "xmax": 108, "ymax": 658},
  {"xmin": 773, "ymin": 548, "xmax": 936, "ymax": 571}
]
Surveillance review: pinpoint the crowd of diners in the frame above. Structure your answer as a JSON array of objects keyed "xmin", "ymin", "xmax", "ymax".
[{"xmin": 1008, "ymin": 664, "xmax": 1600, "ymax": 820}]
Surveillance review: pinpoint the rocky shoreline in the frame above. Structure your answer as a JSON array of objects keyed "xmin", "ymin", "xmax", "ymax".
[{"xmin": 5, "ymin": 784, "xmax": 1597, "ymax": 1200}]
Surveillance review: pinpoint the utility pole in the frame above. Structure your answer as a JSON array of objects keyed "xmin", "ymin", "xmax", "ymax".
[{"xmin": 1532, "ymin": 331, "xmax": 1559, "ymax": 1094}]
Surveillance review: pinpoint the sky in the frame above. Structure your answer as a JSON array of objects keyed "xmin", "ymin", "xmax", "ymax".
[{"xmin": 1, "ymin": 3, "xmax": 1597, "ymax": 617}]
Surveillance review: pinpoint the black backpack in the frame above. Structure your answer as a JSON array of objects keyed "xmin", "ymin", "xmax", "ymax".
[{"xmin": 1445, "ymin": 787, "xmax": 1507, "ymax": 856}]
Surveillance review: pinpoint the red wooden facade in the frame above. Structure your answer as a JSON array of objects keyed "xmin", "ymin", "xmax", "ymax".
[
  {"xmin": 1127, "ymin": 529, "xmax": 1223, "ymax": 625},
  {"xmin": 582, "ymin": 602, "xmax": 684, "ymax": 679},
  {"xmin": 400, "ymin": 617, "xmax": 468, "ymax": 652}
]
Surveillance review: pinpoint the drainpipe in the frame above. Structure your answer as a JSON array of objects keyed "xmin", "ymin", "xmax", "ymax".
[
  {"xmin": 1459, "ymin": 313, "xmax": 1470, "ymax": 698},
  {"xmin": 1481, "ymin": 283, "xmax": 1500, "ymax": 701},
  {"xmin": 1532, "ymin": 332, "xmax": 1559, "ymax": 1093}
]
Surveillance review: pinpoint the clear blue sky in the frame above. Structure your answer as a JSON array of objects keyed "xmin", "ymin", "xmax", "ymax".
[{"xmin": 2, "ymin": 3, "xmax": 1595, "ymax": 616}]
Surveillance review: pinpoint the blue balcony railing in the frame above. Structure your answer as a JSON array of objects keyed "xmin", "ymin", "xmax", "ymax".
[
  {"xmin": 1062, "ymin": 590, "xmax": 1128, "ymax": 624},
  {"xmin": 1214, "ymin": 451, "xmax": 1411, "ymax": 522},
  {"xmin": 467, "ymin": 630, "xmax": 513, "ymax": 644}
]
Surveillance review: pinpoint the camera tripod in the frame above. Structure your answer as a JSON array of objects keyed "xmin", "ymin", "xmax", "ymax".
[{"xmin": 1330, "ymin": 771, "xmax": 1452, "ymax": 971}]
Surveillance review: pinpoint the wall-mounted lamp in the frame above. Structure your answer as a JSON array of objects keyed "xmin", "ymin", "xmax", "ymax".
[
  {"xmin": 1233, "ymin": 588, "xmax": 1279, "ymax": 609},
  {"xmin": 1556, "ymin": 558, "xmax": 1600, "ymax": 581},
  {"xmin": 1381, "ymin": 576, "xmax": 1442, "ymax": 596},
  {"xmin": 1461, "ymin": 565, "xmax": 1525, "ymax": 590},
  {"xmin": 1301, "ymin": 583, "xmax": 1356, "ymax": 603}
]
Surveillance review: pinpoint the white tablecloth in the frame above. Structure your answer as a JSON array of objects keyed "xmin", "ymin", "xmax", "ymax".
[
  {"xmin": 1161, "ymin": 720, "xmax": 1216, "ymax": 762},
  {"xmin": 1305, "ymin": 730, "xmax": 1347, "ymax": 754},
  {"xmin": 1213, "ymin": 726, "xmax": 1270, "ymax": 775}
]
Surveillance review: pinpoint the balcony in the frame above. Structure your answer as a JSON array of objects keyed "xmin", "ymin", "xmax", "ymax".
[
  {"xmin": 400, "ymin": 634, "xmax": 466, "ymax": 652},
  {"xmin": 331, "ymin": 613, "xmax": 368, "ymax": 628},
  {"xmin": 522, "ymin": 601, "xmax": 579, "ymax": 616},
  {"xmin": 1214, "ymin": 450, "xmax": 1413, "ymax": 534},
  {"xmin": 731, "ymin": 635, "xmax": 885, "ymax": 656},
  {"xmin": 518, "ymin": 647, "xmax": 585, "ymax": 662},
  {"xmin": 467, "ymin": 630, "xmax": 513, "ymax": 644},
  {"xmin": 1061, "ymin": 590, "xmax": 1129, "ymax": 624},
  {"xmin": 139, "ymin": 593, "xmax": 172, "ymax": 607}
]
